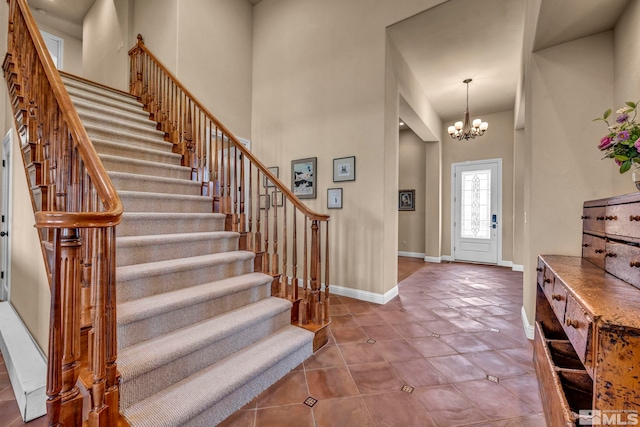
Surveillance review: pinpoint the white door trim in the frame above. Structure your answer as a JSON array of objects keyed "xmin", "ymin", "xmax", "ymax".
[
  {"xmin": 40, "ymin": 30, "xmax": 63, "ymax": 70},
  {"xmin": 1, "ymin": 130, "xmax": 13, "ymax": 301},
  {"xmin": 451, "ymin": 158, "xmax": 502, "ymax": 264}
]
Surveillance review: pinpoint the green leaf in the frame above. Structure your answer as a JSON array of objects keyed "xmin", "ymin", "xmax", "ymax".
[
  {"xmin": 620, "ymin": 160, "xmax": 632, "ymax": 174},
  {"xmin": 615, "ymin": 155, "xmax": 630, "ymax": 161},
  {"xmin": 603, "ymin": 109, "xmax": 612, "ymax": 119},
  {"xmin": 626, "ymin": 101, "xmax": 637, "ymax": 109}
]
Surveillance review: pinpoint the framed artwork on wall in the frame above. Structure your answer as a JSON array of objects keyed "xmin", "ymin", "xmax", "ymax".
[
  {"xmin": 399, "ymin": 189, "xmax": 415, "ymax": 211},
  {"xmin": 291, "ymin": 157, "xmax": 317, "ymax": 199},
  {"xmin": 333, "ymin": 156, "xmax": 355, "ymax": 182},
  {"xmin": 263, "ymin": 166, "xmax": 279, "ymax": 188},
  {"xmin": 327, "ymin": 188, "xmax": 343, "ymax": 209}
]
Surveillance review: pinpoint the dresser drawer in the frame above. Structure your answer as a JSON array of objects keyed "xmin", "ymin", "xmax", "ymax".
[
  {"xmin": 563, "ymin": 295, "xmax": 593, "ymax": 366},
  {"xmin": 606, "ymin": 203, "xmax": 640, "ymax": 240},
  {"xmin": 604, "ymin": 240, "xmax": 640, "ymax": 289},
  {"xmin": 549, "ymin": 281, "xmax": 568, "ymax": 324},
  {"xmin": 536, "ymin": 258, "xmax": 545, "ymax": 287},
  {"xmin": 541, "ymin": 268, "xmax": 556, "ymax": 300},
  {"xmin": 582, "ymin": 234, "xmax": 605, "ymax": 269},
  {"xmin": 582, "ymin": 206, "xmax": 606, "ymax": 234}
]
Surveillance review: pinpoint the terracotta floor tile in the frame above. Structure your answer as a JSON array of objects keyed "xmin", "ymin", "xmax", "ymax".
[
  {"xmin": 256, "ymin": 370, "xmax": 309, "ymax": 408},
  {"xmin": 405, "ymin": 308, "xmax": 439, "ymax": 322},
  {"xmin": 313, "ymin": 396, "xmax": 375, "ymax": 427},
  {"xmin": 493, "ymin": 413, "xmax": 547, "ymax": 427},
  {"xmin": 376, "ymin": 310, "xmax": 416, "ymax": 325},
  {"xmin": 338, "ymin": 342, "xmax": 386, "ymax": 365},
  {"xmin": 255, "ymin": 404, "xmax": 314, "ymax": 427},
  {"xmin": 498, "ymin": 348, "xmax": 536, "ymax": 373},
  {"xmin": 304, "ymin": 345, "xmax": 346, "ymax": 371},
  {"xmin": 348, "ymin": 361, "xmax": 403, "ymax": 394},
  {"xmin": 412, "ymin": 384, "xmax": 474, "ymax": 412},
  {"xmin": 447, "ymin": 316, "xmax": 490, "ymax": 332},
  {"xmin": 361, "ymin": 324, "xmax": 402, "ymax": 341},
  {"xmin": 369, "ymin": 339, "xmax": 424, "ymax": 362},
  {"xmin": 438, "ymin": 298, "xmax": 472, "ymax": 307},
  {"xmin": 417, "ymin": 299, "xmax": 449, "ymax": 309},
  {"xmin": 344, "ymin": 303, "xmax": 376, "ymax": 315},
  {"xmin": 455, "ymin": 379, "xmax": 536, "ymax": 420},
  {"xmin": 463, "ymin": 351, "xmax": 527, "ymax": 378},
  {"xmin": 305, "ymin": 367, "xmax": 359, "ymax": 400},
  {"xmin": 352, "ymin": 313, "xmax": 388, "ymax": 326},
  {"xmin": 330, "ymin": 304, "xmax": 350, "ymax": 316},
  {"xmin": 330, "ymin": 326, "xmax": 368, "ymax": 344},
  {"xmin": 427, "ymin": 355, "xmax": 487, "ymax": 383},
  {"xmin": 390, "ymin": 358, "xmax": 447, "ymax": 387},
  {"xmin": 329, "ymin": 314, "xmax": 358, "ymax": 328},
  {"xmin": 440, "ymin": 333, "xmax": 493, "ymax": 354},
  {"xmin": 0, "ymin": 400, "xmax": 22, "ymax": 427},
  {"xmin": 499, "ymin": 374, "xmax": 544, "ymax": 412},
  {"xmin": 474, "ymin": 331, "xmax": 528, "ymax": 351},
  {"xmin": 362, "ymin": 391, "xmax": 436, "ymax": 427},
  {"xmin": 421, "ymin": 319, "xmax": 464, "ymax": 335},
  {"xmin": 218, "ymin": 408, "xmax": 256, "ymax": 427},
  {"xmin": 430, "ymin": 307, "xmax": 464, "ymax": 319},
  {"xmin": 456, "ymin": 306, "xmax": 493, "ymax": 318},
  {"xmin": 390, "ymin": 322, "xmax": 431, "ymax": 338},
  {"xmin": 406, "ymin": 337, "xmax": 458, "ymax": 358}
]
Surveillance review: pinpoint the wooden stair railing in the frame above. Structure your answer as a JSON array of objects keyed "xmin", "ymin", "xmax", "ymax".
[
  {"xmin": 129, "ymin": 35, "xmax": 331, "ymax": 348},
  {"xmin": 3, "ymin": 0, "xmax": 123, "ymax": 426}
]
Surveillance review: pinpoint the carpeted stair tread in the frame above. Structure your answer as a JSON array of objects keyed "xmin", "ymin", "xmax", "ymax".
[
  {"xmin": 95, "ymin": 140, "xmax": 180, "ymax": 165},
  {"xmin": 62, "ymin": 75, "xmax": 141, "ymax": 106},
  {"xmin": 117, "ymin": 231, "xmax": 238, "ymax": 249},
  {"xmin": 118, "ymin": 212, "xmax": 226, "ymax": 236},
  {"xmin": 81, "ymin": 115, "xmax": 166, "ymax": 140},
  {"xmin": 84, "ymin": 122, "xmax": 167, "ymax": 146},
  {"xmin": 67, "ymin": 87, "xmax": 150, "ymax": 117},
  {"xmin": 99, "ymin": 154, "xmax": 191, "ymax": 179},
  {"xmin": 117, "ymin": 250, "xmax": 255, "ymax": 283},
  {"xmin": 117, "ymin": 272, "xmax": 272, "ymax": 327},
  {"xmin": 71, "ymin": 97, "xmax": 155, "ymax": 124},
  {"xmin": 118, "ymin": 297, "xmax": 293, "ymax": 380},
  {"xmin": 121, "ymin": 325, "xmax": 313, "ymax": 427},
  {"xmin": 109, "ymin": 171, "xmax": 202, "ymax": 196},
  {"xmin": 118, "ymin": 190, "xmax": 213, "ymax": 213}
]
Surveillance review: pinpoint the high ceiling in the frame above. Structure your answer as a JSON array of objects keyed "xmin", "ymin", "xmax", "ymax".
[{"xmin": 27, "ymin": 0, "xmax": 629, "ymax": 127}]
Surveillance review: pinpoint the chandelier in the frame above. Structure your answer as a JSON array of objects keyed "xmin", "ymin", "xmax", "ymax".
[{"xmin": 447, "ymin": 79, "xmax": 488, "ymax": 141}]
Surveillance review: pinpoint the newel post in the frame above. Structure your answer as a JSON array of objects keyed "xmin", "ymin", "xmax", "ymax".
[{"xmin": 129, "ymin": 34, "xmax": 144, "ymax": 98}]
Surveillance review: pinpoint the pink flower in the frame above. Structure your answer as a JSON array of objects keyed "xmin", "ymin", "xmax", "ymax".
[
  {"xmin": 598, "ymin": 136, "xmax": 613, "ymax": 150},
  {"xmin": 635, "ymin": 138, "xmax": 640, "ymax": 151},
  {"xmin": 615, "ymin": 158, "xmax": 623, "ymax": 166}
]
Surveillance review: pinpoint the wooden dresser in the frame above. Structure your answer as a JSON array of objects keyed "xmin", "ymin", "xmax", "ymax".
[{"xmin": 535, "ymin": 192, "xmax": 640, "ymax": 427}]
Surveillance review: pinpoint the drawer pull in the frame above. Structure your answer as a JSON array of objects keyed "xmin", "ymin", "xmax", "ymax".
[
  {"xmin": 605, "ymin": 252, "xmax": 617, "ymax": 258},
  {"xmin": 582, "ymin": 243, "xmax": 589, "ymax": 247},
  {"xmin": 605, "ymin": 215, "xmax": 618, "ymax": 221},
  {"xmin": 581, "ymin": 215, "xmax": 590, "ymax": 219},
  {"xmin": 630, "ymin": 261, "xmax": 640, "ymax": 268},
  {"xmin": 544, "ymin": 277, "xmax": 552, "ymax": 284},
  {"xmin": 630, "ymin": 215, "xmax": 640, "ymax": 221},
  {"xmin": 596, "ymin": 216, "xmax": 605, "ymax": 221},
  {"xmin": 536, "ymin": 267, "xmax": 543, "ymax": 272},
  {"xmin": 595, "ymin": 249, "xmax": 604, "ymax": 254},
  {"xmin": 552, "ymin": 294, "xmax": 563, "ymax": 301},
  {"xmin": 566, "ymin": 318, "xmax": 579, "ymax": 328}
]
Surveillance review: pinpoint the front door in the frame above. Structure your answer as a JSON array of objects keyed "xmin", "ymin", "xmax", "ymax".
[
  {"xmin": 1, "ymin": 130, "xmax": 12, "ymax": 301},
  {"xmin": 453, "ymin": 159, "xmax": 501, "ymax": 264}
]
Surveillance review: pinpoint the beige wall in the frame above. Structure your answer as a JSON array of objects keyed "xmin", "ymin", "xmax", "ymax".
[
  {"xmin": 252, "ymin": 0, "xmax": 447, "ymax": 297},
  {"xmin": 440, "ymin": 110, "xmax": 515, "ymax": 263},
  {"xmin": 133, "ymin": 0, "xmax": 178, "ymax": 74},
  {"xmin": 512, "ymin": 128, "xmax": 525, "ymax": 266},
  {"xmin": 398, "ymin": 129, "xmax": 426, "ymax": 255},
  {"xmin": 34, "ymin": 21, "xmax": 83, "ymax": 76},
  {"xmin": 83, "ymin": 0, "xmax": 132, "ymax": 91},
  {"xmin": 523, "ymin": 32, "xmax": 616, "ymax": 325}
]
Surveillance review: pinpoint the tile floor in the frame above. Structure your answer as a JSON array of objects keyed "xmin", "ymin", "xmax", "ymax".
[
  {"xmin": 220, "ymin": 258, "xmax": 546, "ymax": 427},
  {"xmin": 0, "ymin": 258, "xmax": 546, "ymax": 426}
]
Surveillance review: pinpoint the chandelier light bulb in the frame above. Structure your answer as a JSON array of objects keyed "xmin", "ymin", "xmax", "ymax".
[{"xmin": 448, "ymin": 79, "xmax": 489, "ymax": 141}]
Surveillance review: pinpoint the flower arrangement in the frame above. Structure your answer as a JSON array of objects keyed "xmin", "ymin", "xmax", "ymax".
[{"xmin": 594, "ymin": 101, "xmax": 640, "ymax": 173}]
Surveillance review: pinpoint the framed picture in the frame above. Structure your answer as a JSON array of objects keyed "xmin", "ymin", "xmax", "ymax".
[
  {"xmin": 291, "ymin": 157, "xmax": 317, "ymax": 199},
  {"xmin": 263, "ymin": 166, "xmax": 279, "ymax": 188},
  {"xmin": 399, "ymin": 189, "xmax": 415, "ymax": 211},
  {"xmin": 333, "ymin": 156, "xmax": 355, "ymax": 182},
  {"xmin": 259, "ymin": 194, "xmax": 270, "ymax": 210},
  {"xmin": 271, "ymin": 190, "xmax": 284, "ymax": 207},
  {"xmin": 327, "ymin": 188, "xmax": 343, "ymax": 209}
]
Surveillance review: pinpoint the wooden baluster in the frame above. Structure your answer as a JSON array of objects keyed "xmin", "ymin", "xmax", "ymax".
[
  {"xmin": 233, "ymin": 143, "xmax": 239, "ymax": 230},
  {"xmin": 292, "ymin": 207, "xmax": 298, "ymax": 301},
  {"xmin": 310, "ymin": 220, "xmax": 319, "ymax": 324},
  {"xmin": 300, "ymin": 217, "xmax": 308, "ymax": 325},
  {"xmin": 324, "ymin": 221, "xmax": 330, "ymax": 323},
  {"xmin": 263, "ymin": 182, "xmax": 270, "ymax": 273},
  {"xmin": 272, "ymin": 190, "xmax": 279, "ymax": 279},
  {"xmin": 247, "ymin": 163, "xmax": 253, "ymax": 249},
  {"xmin": 213, "ymin": 126, "xmax": 220, "ymax": 213},
  {"xmin": 46, "ymin": 228, "xmax": 63, "ymax": 427},
  {"xmin": 104, "ymin": 227, "xmax": 119, "ymax": 425},
  {"xmin": 239, "ymin": 152, "xmax": 245, "ymax": 232},
  {"xmin": 219, "ymin": 130, "xmax": 225, "ymax": 214},
  {"xmin": 255, "ymin": 169, "xmax": 261, "ymax": 252},
  {"xmin": 88, "ymin": 228, "xmax": 107, "ymax": 426},
  {"xmin": 225, "ymin": 134, "xmax": 231, "ymax": 215},
  {"xmin": 281, "ymin": 202, "xmax": 288, "ymax": 299}
]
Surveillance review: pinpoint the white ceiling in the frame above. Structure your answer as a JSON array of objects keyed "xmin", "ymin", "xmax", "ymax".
[{"xmin": 27, "ymin": 0, "xmax": 629, "ymax": 127}]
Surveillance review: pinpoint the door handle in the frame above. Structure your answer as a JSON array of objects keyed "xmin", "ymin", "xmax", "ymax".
[{"xmin": 0, "ymin": 231, "xmax": 7, "ymax": 237}]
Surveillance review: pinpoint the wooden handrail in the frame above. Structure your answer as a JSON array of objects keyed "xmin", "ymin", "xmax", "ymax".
[
  {"xmin": 4, "ymin": 0, "xmax": 123, "ymax": 426},
  {"xmin": 129, "ymin": 37, "xmax": 327, "ymax": 222}
]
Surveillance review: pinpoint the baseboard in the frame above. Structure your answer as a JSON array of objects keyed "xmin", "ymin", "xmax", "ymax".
[
  {"xmin": 498, "ymin": 260, "xmax": 513, "ymax": 268},
  {"xmin": 330, "ymin": 284, "xmax": 399, "ymax": 305},
  {"xmin": 441, "ymin": 255, "xmax": 454, "ymax": 262},
  {"xmin": 512, "ymin": 264, "xmax": 524, "ymax": 272},
  {"xmin": 520, "ymin": 305, "xmax": 535, "ymax": 340},
  {"xmin": 0, "ymin": 302, "xmax": 47, "ymax": 422},
  {"xmin": 423, "ymin": 256, "xmax": 441, "ymax": 263},
  {"xmin": 397, "ymin": 251, "xmax": 425, "ymax": 259}
]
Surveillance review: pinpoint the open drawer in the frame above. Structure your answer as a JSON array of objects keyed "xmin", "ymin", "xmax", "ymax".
[{"xmin": 534, "ymin": 322, "xmax": 593, "ymax": 427}]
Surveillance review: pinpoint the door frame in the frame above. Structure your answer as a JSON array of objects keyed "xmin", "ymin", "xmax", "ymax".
[
  {"xmin": 1, "ymin": 129, "xmax": 13, "ymax": 301},
  {"xmin": 451, "ymin": 158, "xmax": 502, "ymax": 264}
]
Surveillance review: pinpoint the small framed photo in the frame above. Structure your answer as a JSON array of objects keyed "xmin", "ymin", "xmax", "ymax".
[
  {"xmin": 327, "ymin": 188, "xmax": 343, "ymax": 209},
  {"xmin": 399, "ymin": 189, "xmax": 415, "ymax": 211},
  {"xmin": 259, "ymin": 194, "xmax": 270, "ymax": 210},
  {"xmin": 263, "ymin": 166, "xmax": 279, "ymax": 188},
  {"xmin": 271, "ymin": 190, "xmax": 284, "ymax": 207},
  {"xmin": 292, "ymin": 157, "xmax": 317, "ymax": 199},
  {"xmin": 333, "ymin": 156, "xmax": 355, "ymax": 182}
]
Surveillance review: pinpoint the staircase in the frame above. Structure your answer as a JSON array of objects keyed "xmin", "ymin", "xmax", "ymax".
[{"xmin": 62, "ymin": 74, "xmax": 314, "ymax": 426}]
